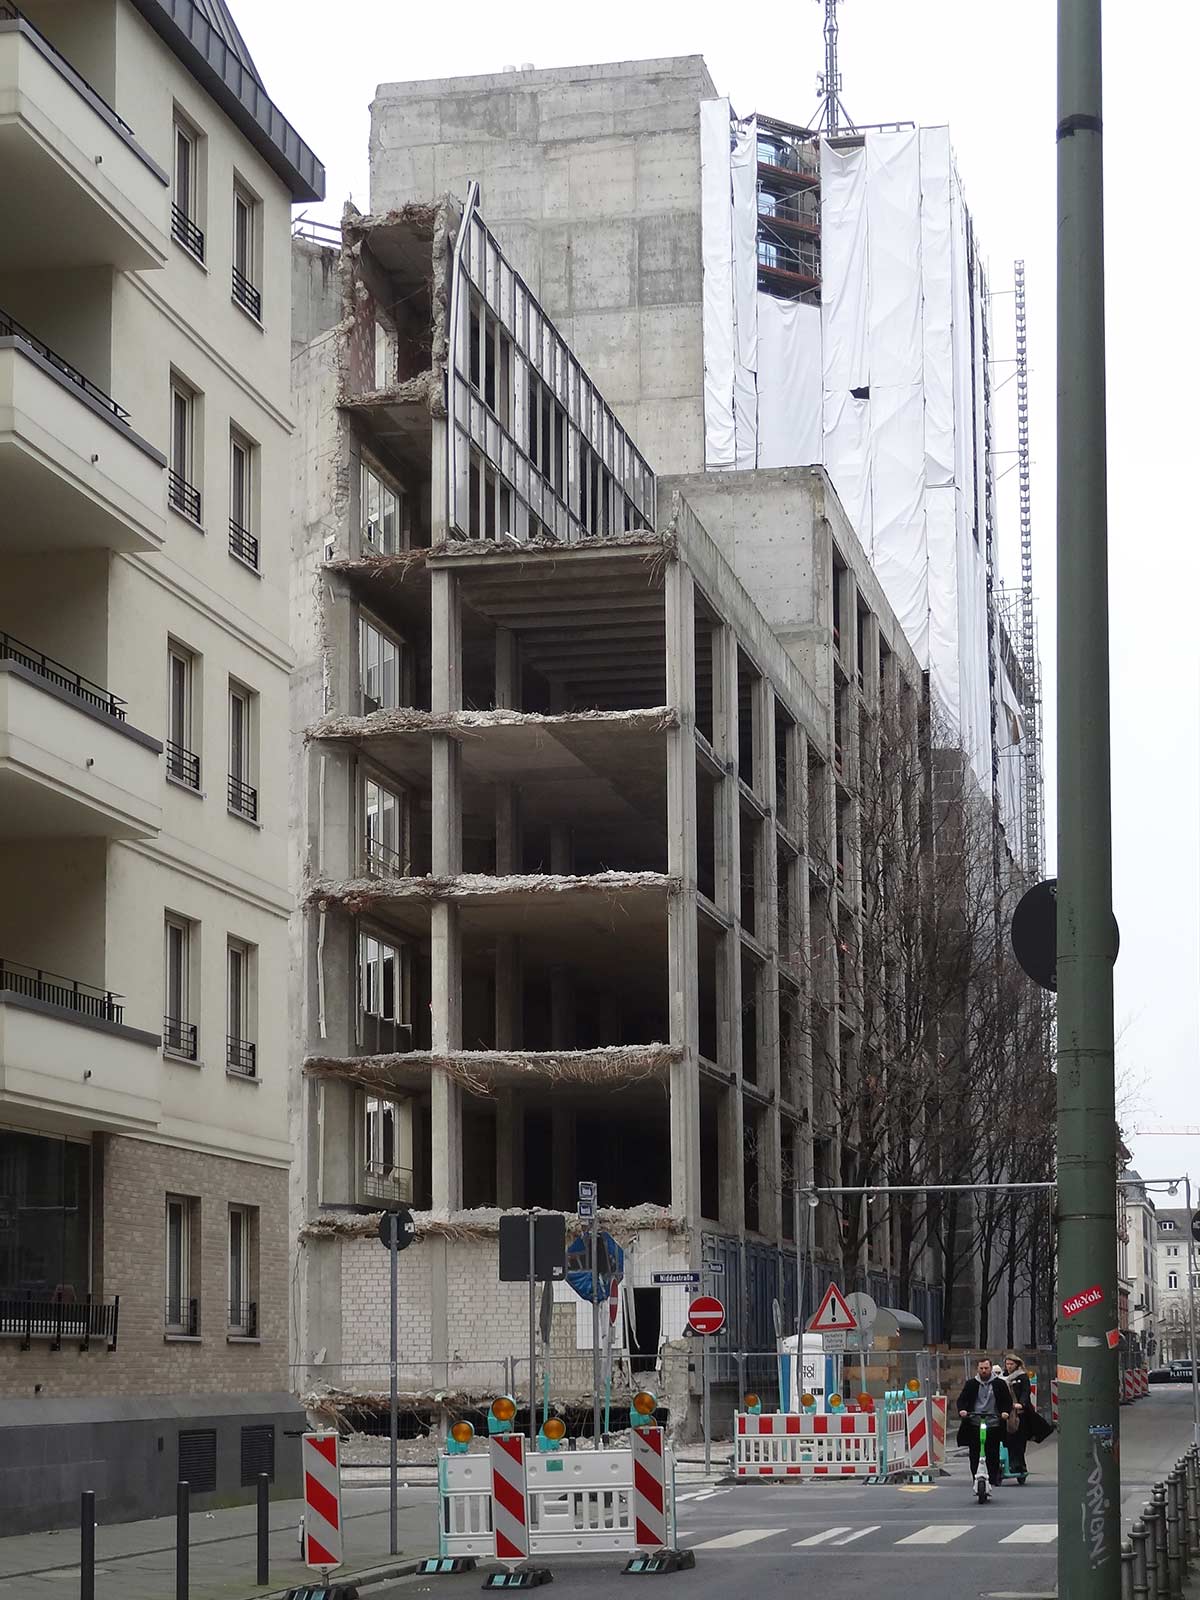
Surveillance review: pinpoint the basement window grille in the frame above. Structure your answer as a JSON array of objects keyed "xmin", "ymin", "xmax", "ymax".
[
  {"xmin": 178, "ymin": 1429, "xmax": 217, "ymax": 1492},
  {"xmin": 240, "ymin": 1424, "xmax": 274, "ymax": 1485}
]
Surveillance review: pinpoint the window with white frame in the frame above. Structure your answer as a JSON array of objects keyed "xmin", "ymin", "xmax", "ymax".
[
  {"xmin": 229, "ymin": 432, "xmax": 258, "ymax": 568},
  {"xmin": 169, "ymin": 378, "xmax": 201, "ymax": 521},
  {"xmin": 226, "ymin": 938, "xmax": 255, "ymax": 1078},
  {"xmin": 358, "ymin": 929, "xmax": 409, "ymax": 1053},
  {"xmin": 1169, "ymin": 1271, "xmax": 1179, "ymax": 1290},
  {"xmin": 361, "ymin": 460, "xmax": 405, "ymax": 554},
  {"xmin": 361, "ymin": 1092, "xmax": 412, "ymax": 1204},
  {"xmin": 167, "ymin": 643, "xmax": 200, "ymax": 788},
  {"xmin": 228, "ymin": 1205, "xmax": 256, "ymax": 1334},
  {"xmin": 165, "ymin": 1195, "xmax": 198, "ymax": 1333},
  {"xmin": 363, "ymin": 773, "xmax": 407, "ymax": 876},
  {"xmin": 1162, "ymin": 1221, "xmax": 1178, "ymax": 1231},
  {"xmin": 172, "ymin": 117, "xmax": 204, "ymax": 260},
  {"xmin": 359, "ymin": 615, "xmax": 403, "ymax": 713},
  {"xmin": 231, "ymin": 182, "xmax": 261, "ymax": 320},
  {"xmin": 228, "ymin": 682, "xmax": 257, "ymax": 820},
  {"xmin": 164, "ymin": 915, "xmax": 197, "ymax": 1061}
]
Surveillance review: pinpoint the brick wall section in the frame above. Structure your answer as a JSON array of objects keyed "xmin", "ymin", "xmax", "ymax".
[{"xmin": 0, "ymin": 1135, "xmax": 288, "ymax": 1398}]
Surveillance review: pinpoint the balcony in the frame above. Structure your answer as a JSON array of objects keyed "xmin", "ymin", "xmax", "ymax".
[
  {"xmin": 231, "ymin": 265, "xmax": 262, "ymax": 322},
  {"xmin": 0, "ymin": 965, "xmax": 161, "ymax": 1130},
  {"xmin": 171, "ymin": 203, "xmax": 205, "ymax": 263},
  {"xmin": 0, "ymin": 654, "xmax": 162, "ymax": 838},
  {"xmin": 163, "ymin": 1016, "xmax": 198, "ymax": 1061},
  {"xmin": 228, "ymin": 773, "xmax": 258, "ymax": 822},
  {"xmin": 0, "ymin": 320, "xmax": 166, "ymax": 556},
  {"xmin": 0, "ymin": 1291, "xmax": 120, "ymax": 1351},
  {"xmin": 228, "ymin": 518, "xmax": 259, "ymax": 571},
  {"xmin": 226, "ymin": 1035, "xmax": 256, "ymax": 1078},
  {"xmin": 0, "ymin": 9, "xmax": 169, "ymax": 272}
]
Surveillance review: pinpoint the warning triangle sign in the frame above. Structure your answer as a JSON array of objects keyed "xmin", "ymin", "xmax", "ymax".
[{"xmin": 807, "ymin": 1282, "xmax": 858, "ymax": 1333}]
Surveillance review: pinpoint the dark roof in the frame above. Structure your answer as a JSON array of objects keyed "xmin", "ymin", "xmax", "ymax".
[{"xmin": 128, "ymin": 0, "xmax": 323, "ymax": 202}]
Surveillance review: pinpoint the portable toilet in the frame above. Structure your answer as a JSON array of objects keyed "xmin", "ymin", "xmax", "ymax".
[{"xmin": 780, "ymin": 1334, "xmax": 842, "ymax": 1412}]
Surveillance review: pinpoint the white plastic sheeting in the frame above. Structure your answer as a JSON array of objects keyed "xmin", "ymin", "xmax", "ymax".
[
  {"xmin": 996, "ymin": 655, "xmax": 1025, "ymax": 857},
  {"xmin": 700, "ymin": 98, "xmax": 736, "ymax": 470},
  {"xmin": 757, "ymin": 295, "xmax": 822, "ymax": 468},
  {"xmin": 821, "ymin": 140, "xmax": 869, "ymax": 394},
  {"xmin": 865, "ymin": 131, "xmax": 922, "ymax": 388},
  {"xmin": 731, "ymin": 119, "xmax": 760, "ymax": 470}
]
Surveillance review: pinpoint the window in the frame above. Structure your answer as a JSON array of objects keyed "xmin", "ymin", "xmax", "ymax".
[
  {"xmin": 228, "ymin": 1205, "xmax": 256, "ymax": 1334},
  {"xmin": 361, "ymin": 1093, "xmax": 412, "ymax": 1204},
  {"xmin": 359, "ymin": 615, "xmax": 403, "ymax": 713},
  {"xmin": 231, "ymin": 183, "xmax": 261, "ymax": 320},
  {"xmin": 1169, "ymin": 1246, "xmax": 1180, "ymax": 1257},
  {"xmin": 0, "ymin": 1130, "xmax": 90, "ymax": 1300},
  {"xmin": 165, "ymin": 1195, "xmax": 198, "ymax": 1333},
  {"xmin": 169, "ymin": 379, "xmax": 201, "ymax": 522},
  {"xmin": 358, "ymin": 929, "xmax": 409, "ymax": 1053},
  {"xmin": 226, "ymin": 939, "xmax": 255, "ymax": 1078},
  {"xmin": 363, "ymin": 773, "xmax": 407, "ymax": 875},
  {"xmin": 1162, "ymin": 1221, "xmax": 1177, "ymax": 1231},
  {"xmin": 361, "ymin": 461, "xmax": 405, "ymax": 555},
  {"xmin": 167, "ymin": 644, "xmax": 200, "ymax": 788},
  {"xmin": 172, "ymin": 118, "xmax": 204, "ymax": 260},
  {"xmin": 229, "ymin": 433, "xmax": 258, "ymax": 568},
  {"xmin": 164, "ymin": 915, "xmax": 197, "ymax": 1060},
  {"xmin": 228, "ymin": 683, "xmax": 257, "ymax": 820},
  {"xmin": 1169, "ymin": 1271, "xmax": 1179, "ymax": 1290}
]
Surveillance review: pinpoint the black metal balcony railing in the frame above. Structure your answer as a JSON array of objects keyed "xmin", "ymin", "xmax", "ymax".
[
  {"xmin": 357, "ymin": 1010, "xmax": 413, "ymax": 1056},
  {"xmin": 168, "ymin": 468, "xmax": 201, "ymax": 523},
  {"xmin": 228, "ymin": 1299, "xmax": 258, "ymax": 1336},
  {"xmin": 0, "ymin": 958, "xmax": 123, "ymax": 1023},
  {"xmin": 0, "ymin": 1291, "xmax": 120, "ymax": 1352},
  {"xmin": 165, "ymin": 1296, "xmax": 199, "ymax": 1336},
  {"xmin": 166, "ymin": 739, "xmax": 200, "ymax": 789},
  {"xmin": 171, "ymin": 203, "xmax": 205, "ymax": 261},
  {"xmin": 364, "ymin": 832, "xmax": 405, "ymax": 876},
  {"xmin": 227, "ymin": 773, "xmax": 258, "ymax": 821},
  {"xmin": 163, "ymin": 1015, "xmax": 198, "ymax": 1060},
  {"xmin": 226, "ymin": 1036, "xmax": 256, "ymax": 1078},
  {"xmin": 231, "ymin": 265, "xmax": 262, "ymax": 322},
  {"xmin": 228, "ymin": 518, "xmax": 259, "ymax": 569},
  {"xmin": 0, "ymin": 632, "xmax": 127, "ymax": 720},
  {"xmin": 0, "ymin": 305, "xmax": 129, "ymax": 422}
]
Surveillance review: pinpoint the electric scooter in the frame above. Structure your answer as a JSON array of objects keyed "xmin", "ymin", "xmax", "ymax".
[
  {"xmin": 998, "ymin": 1432, "xmax": 1028, "ymax": 1486},
  {"xmin": 974, "ymin": 1419, "xmax": 991, "ymax": 1503}
]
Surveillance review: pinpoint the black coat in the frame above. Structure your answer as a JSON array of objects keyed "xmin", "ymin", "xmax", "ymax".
[
  {"xmin": 1007, "ymin": 1371, "xmax": 1054, "ymax": 1443},
  {"xmin": 955, "ymin": 1375, "xmax": 1013, "ymax": 1447}
]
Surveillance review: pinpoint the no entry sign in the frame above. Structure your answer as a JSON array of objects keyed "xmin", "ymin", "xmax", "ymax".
[{"xmin": 687, "ymin": 1295, "xmax": 726, "ymax": 1336}]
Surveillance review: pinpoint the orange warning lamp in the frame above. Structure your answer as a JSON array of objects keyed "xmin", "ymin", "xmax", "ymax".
[
  {"xmin": 488, "ymin": 1394, "xmax": 517, "ymax": 1436},
  {"xmin": 800, "ymin": 1391, "xmax": 817, "ymax": 1412},
  {"xmin": 744, "ymin": 1392, "xmax": 763, "ymax": 1415},
  {"xmin": 906, "ymin": 1378, "xmax": 921, "ymax": 1394},
  {"xmin": 828, "ymin": 1392, "xmax": 844, "ymax": 1411},
  {"xmin": 857, "ymin": 1393, "xmax": 874, "ymax": 1410},
  {"xmin": 630, "ymin": 1389, "xmax": 658, "ymax": 1427},
  {"xmin": 448, "ymin": 1419, "xmax": 474, "ymax": 1454},
  {"xmin": 542, "ymin": 1417, "xmax": 566, "ymax": 1442}
]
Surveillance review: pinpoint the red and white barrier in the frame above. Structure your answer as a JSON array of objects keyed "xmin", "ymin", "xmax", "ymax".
[
  {"xmin": 631, "ymin": 1427, "xmax": 668, "ymax": 1551},
  {"xmin": 905, "ymin": 1400, "xmax": 931, "ymax": 1471},
  {"xmin": 302, "ymin": 1432, "xmax": 344, "ymax": 1571},
  {"xmin": 929, "ymin": 1396, "xmax": 948, "ymax": 1466},
  {"xmin": 1051, "ymin": 1379, "xmax": 1059, "ymax": 1426},
  {"xmin": 490, "ymin": 1434, "xmax": 530, "ymax": 1566},
  {"xmin": 736, "ymin": 1411, "xmax": 880, "ymax": 1478}
]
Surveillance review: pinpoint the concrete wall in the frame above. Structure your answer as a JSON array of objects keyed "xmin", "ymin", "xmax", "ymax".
[{"xmin": 369, "ymin": 57, "xmax": 713, "ymax": 478}]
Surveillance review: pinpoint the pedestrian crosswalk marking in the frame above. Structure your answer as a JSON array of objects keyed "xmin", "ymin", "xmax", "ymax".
[
  {"xmin": 690, "ymin": 1528, "xmax": 779, "ymax": 1550},
  {"xmin": 1000, "ymin": 1525, "xmax": 1058, "ymax": 1545},
  {"xmin": 793, "ymin": 1527, "xmax": 853, "ymax": 1547},
  {"xmin": 833, "ymin": 1525, "xmax": 881, "ymax": 1545},
  {"xmin": 896, "ymin": 1524, "xmax": 973, "ymax": 1545}
]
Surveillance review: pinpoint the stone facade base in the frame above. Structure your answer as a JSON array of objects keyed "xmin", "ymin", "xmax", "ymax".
[{"xmin": 0, "ymin": 1391, "xmax": 305, "ymax": 1536}]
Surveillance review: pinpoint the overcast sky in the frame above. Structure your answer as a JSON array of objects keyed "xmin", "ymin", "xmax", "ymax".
[{"xmin": 238, "ymin": 0, "xmax": 1200, "ymax": 1191}]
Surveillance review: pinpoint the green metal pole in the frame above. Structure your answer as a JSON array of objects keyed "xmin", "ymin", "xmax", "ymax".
[{"xmin": 1057, "ymin": 0, "xmax": 1119, "ymax": 1594}]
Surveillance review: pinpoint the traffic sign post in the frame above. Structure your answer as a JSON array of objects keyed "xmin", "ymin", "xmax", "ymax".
[
  {"xmin": 376, "ymin": 1206, "xmax": 415, "ymax": 1555},
  {"xmin": 583, "ymin": 1181, "xmax": 602, "ymax": 1450},
  {"xmin": 687, "ymin": 1296, "xmax": 725, "ymax": 1477}
]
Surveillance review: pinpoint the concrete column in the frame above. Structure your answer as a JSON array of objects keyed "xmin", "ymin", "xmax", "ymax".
[
  {"xmin": 496, "ymin": 1089, "xmax": 525, "ymax": 1207},
  {"xmin": 665, "ymin": 559, "xmax": 703, "ymax": 1236},
  {"xmin": 758, "ymin": 687, "xmax": 782, "ymax": 1243},
  {"xmin": 712, "ymin": 624, "xmax": 744, "ymax": 1234},
  {"xmin": 431, "ymin": 567, "xmax": 463, "ymax": 1213}
]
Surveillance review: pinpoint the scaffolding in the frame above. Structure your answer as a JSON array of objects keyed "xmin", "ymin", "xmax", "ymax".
[
  {"xmin": 1014, "ymin": 260, "xmax": 1046, "ymax": 880},
  {"xmin": 751, "ymin": 114, "xmax": 823, "ymax": 304}
]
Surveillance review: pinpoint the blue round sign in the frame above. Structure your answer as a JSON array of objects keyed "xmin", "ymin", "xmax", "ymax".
[{"xmin": 565, "ymin": 1231, "xmax": 623, "ymax": 1303}]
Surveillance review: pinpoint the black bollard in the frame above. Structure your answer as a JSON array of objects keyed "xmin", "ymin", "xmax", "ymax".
[
  {"xmin": 256, "ymin": 1472, "xmax": 270, "ymax": 1585},
  {"xmin": 80, "ymin": 1490, "xmax": 95, "ymax": 1600},
  {"xmin": 176, "ymin": 1480, "xmax": 189, "ymax": 1600}
]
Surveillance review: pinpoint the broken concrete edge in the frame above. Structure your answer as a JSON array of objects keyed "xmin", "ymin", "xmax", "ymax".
[
  {"xmin": 305, "ymin": 869, "xmax": 681, "ymax": 911},
  {"xmin": 304, "ymin": 1043, "xmax": 682, "ymax": 1098},
  {"xmin": 321, "ymin": 530, "xmax": 676, "ymax": 583},
  {"xmin": 305, "ymin": 704, "xmax": 680, "ymax": 744},
  {"xmin": 298, "ymin": 1200, "xmax": 687, "ymax": 1244}
]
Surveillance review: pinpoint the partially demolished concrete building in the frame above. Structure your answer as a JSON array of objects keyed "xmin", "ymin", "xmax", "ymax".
[{"xmin": 289, "ymin": 186, "xmax": 942, "ymax": 1426}]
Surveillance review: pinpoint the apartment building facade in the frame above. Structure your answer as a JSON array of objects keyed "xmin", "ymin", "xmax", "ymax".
[
  {"xmin": 0, "ymin": 0, "xmax": 321, "ymax": 1530},
  {"xmin": 1155, "ymin": 1208, "xmax": 1196, "ymax": 1365},
  {"xmin": 289, "ymin": 188, "xmax": 947, "ymax": 1430}
]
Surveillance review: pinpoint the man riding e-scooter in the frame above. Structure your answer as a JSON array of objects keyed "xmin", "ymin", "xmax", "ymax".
[{"xmin": 956, "ymin": 1358, "xmax": 1013, "ymax": 1500}]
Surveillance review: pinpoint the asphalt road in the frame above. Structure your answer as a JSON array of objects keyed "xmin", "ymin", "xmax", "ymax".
[{"xmin": 363, "ymin": 1385, "xmax": 1199, "ymax": 1600}]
